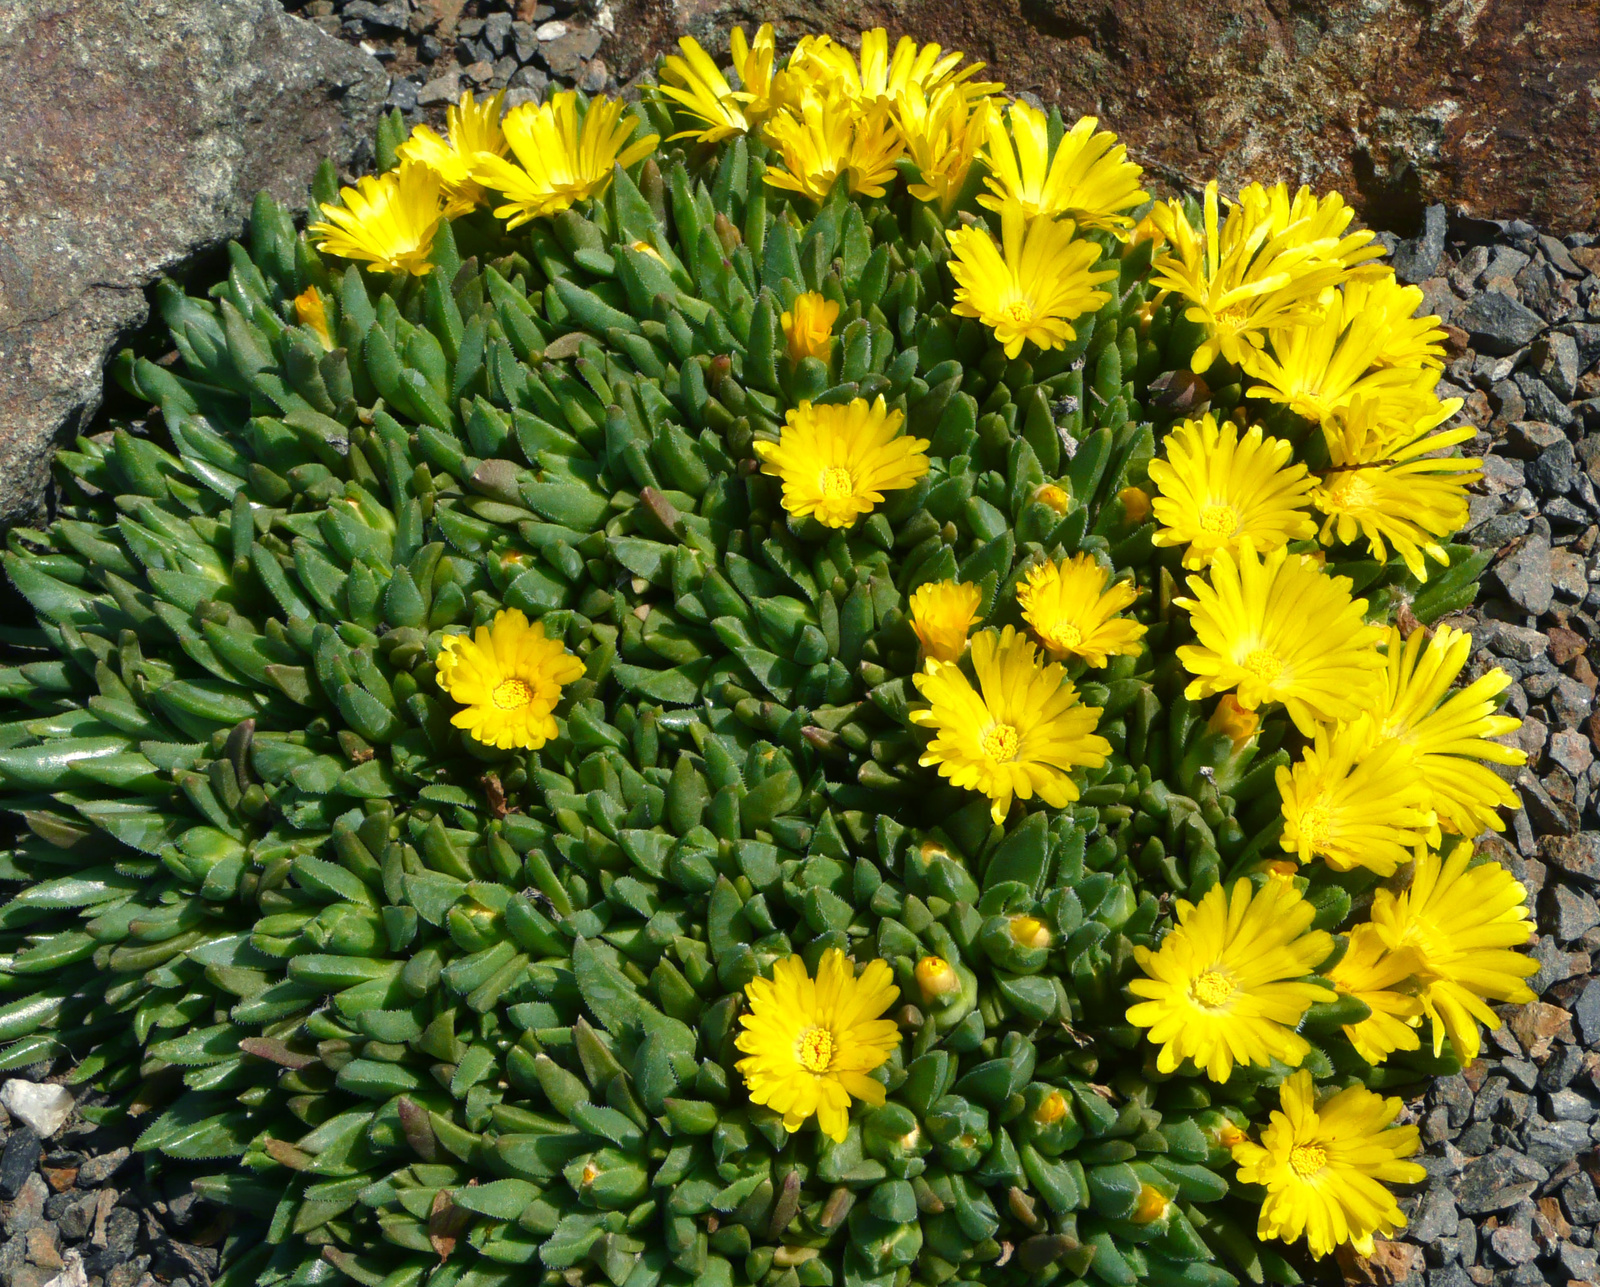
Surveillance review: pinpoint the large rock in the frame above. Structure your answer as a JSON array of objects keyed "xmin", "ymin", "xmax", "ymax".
[
  {"xmin": 0, "ymin": 0, "xmax": 386, "ymax": 527},
  {"xmin": 616, "ymin": 0, "xmax": 1600, "ymax": 233}
]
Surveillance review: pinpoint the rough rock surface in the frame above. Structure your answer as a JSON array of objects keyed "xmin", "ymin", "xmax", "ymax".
[
  {"xmin": 0, "ymin": 0, "xmax": 387, "ymax": 528},
  {"xmin": 609, "ymin": 0, "xmax": 1600, "ymax": 235}
]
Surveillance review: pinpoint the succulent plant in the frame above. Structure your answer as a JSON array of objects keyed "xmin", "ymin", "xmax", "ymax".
[{"xmin": 0, "ymin": 39, "xmax": 1522, "ymax": 1287}]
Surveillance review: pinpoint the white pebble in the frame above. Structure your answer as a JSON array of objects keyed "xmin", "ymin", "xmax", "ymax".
[{"xmin": 0, "ymin": 1080, "xmax": 74, "ymax": 1139}]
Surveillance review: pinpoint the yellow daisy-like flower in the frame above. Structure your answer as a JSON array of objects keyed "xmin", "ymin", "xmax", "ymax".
[
  {"xmin": 727, "ymin": 24, "xmax": 779, "ymax": 124},
  {"xmin": 762, "ymin": 89, "xmax": 905, "ymax": 201},
  {"xmin": 1016, "ymin": 555, "xmax": 1146, "ymax": 667},
  {"xmin": 293, "ymin": 288, "xmax": 334, "ymax": 351},
  {"xmin": 946, "ymin": 199, "xmax": 1117, "ymax": 359},
  {"xmin": 470, "ymin": 91, "xmax": 658, "ymax": 229},
  {"xmin": 396, "ymin": 90, "xmax": 508, "ymax": 218},
  {"xmin": 658, "ymin": 34, "xmax": 752, "ymax": 143},
  {"xmin": 1126, "ymin": 877, "xmax": 1335, "ymax": 1083},
  {"xmin": 895, "ymin": 83, "xmax": 995, "ymax": 213},
  {"xmin": 979, "ymin": 101, "xmax": 1149, "ymax": 233},
  {"xmin": 1370, "ymin": 626, "xmax": 1525, "ymax": 836},
  {"xmin": 910, "ymin": 626, "xmax": 1111, "ymax": 825},
  {"xmin": 1326, "ymin": 923, "xmax": 1425, "ymax": 1066},
  {"xmin": 781, "ymin": 291, "xmax": 840, "ymax": 364},
  {"xmin": 1275, "ymin": 720, "xmax": 1435, "ymax": 876},
  {"xmin": 1174, "ymin": 542, "xmax": 1385, "ymax": 735},
  {"xmin": 734, "ymin": 949, "xmax": 900, "ymax": 1143},
  {"xmin": 1353, "ymin": 273, "xmax": 1449, "ymax": 370},
  {"xmin": 753, "ymin": 396, "xmax": 929, "ymax": 529},
  {"xmin": 308, "ymin": 159, "xmax": 445, "ymax": 277},
  {"xmin": 435, "ymin": 609, "xmax": 586, "ymax": 750},
  {"xmin": 1370, "ymin": 846, "xmax": 1538, "ymax": 1063},
  {"xmin": 1244, "ymin": 282, "xmax": 1445, "ymax": 427},
  {"xmin": 1232, "ymin": 1070, "xmax": 1425, "ymax": 1260},
  {"xmin": 787, "ymin": 28, "xmax": 997, "ymax": 108},
  {"xmin": 1147, "ymin": 181, "xmax": 1359, "ymax": 374},
  {"xmin": 909, "ymin": 579, "xmax": 983, "ymax": 663},
  {"xmin": 1243, "ymin": 182, "xmax": 1387, "ymax": 277},
  {"xmin": 1148, "ymin": 415, "xmax": 1318, "ymax": 570},
  {"xmin": 1312, "ymin": 394, "xmax": 1483, "ymax": 581}
]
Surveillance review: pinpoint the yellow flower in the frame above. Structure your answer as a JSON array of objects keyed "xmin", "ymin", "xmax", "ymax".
[
  {"xmin": 1126, "ymin": 877, "xmax": 1335, "ymax": 1083},
  {"xmin": 1148, "ymin": 181, "xmax": 1360, "ymax": 374},
  {"xmin": 1174, "ymin": 542, "xmax": 1385, "ymax": 735},
  {"xmin": 1034, "ymin": 1091, "xmax": 1069, "ymax": 1125},
  {"xmin": 762, "ymin": 89, "xmax": 905, "ymax": 201},
  {"xmin": 1033, "ymin": 483, "xmax": 1072, "ymax": 514},
  {"xmin": 435, "ymin": 609, "xmax": 585, "ymax": 750},
  {"xmin": 909, "ymin": 579, "xmax": 982, "ymax": 663},
  {"xmin": 1370, "ymin": 626, "xmax": 1525, "ymax": 836},
  {"xmin": 1370, "ymin": 846, "xmax": 1538, "ymax": 1063},
  {"xmin": 910, "ymin": 626, "xmax": 1111, "ymax": 825},
  {"xmin": 1131, "ymin": 1185, "xmax": 1171, "ymax": 1224},
  {"xmin": 1242, "ymin": 182, "xmax": 1386, "ymax": 277},
  {"xmin": 658, "ymin": 34, "xmax": 753, "ymax": 143},
  {"xmin": 734, "ymin": 949, "xmax": 900, "ymax": 1142},
  {"xmin": 1326, "ymin": 923, "xmax": 1425, "ymax": 1065},
  {"xmin": 895, "ymin": 83, "xmax": 995, "ymax": 213},
  {"xmin": 1118, "ymin": 486, "xmax": 1151, "ymax": 524},
  {"xmin": 1009, "ymin": 915, "xmax": 1051, "ymax": 949},
  {"xmin": 1354, "ymin": 273, "xmax": 1449, "ymax": 370},
  {"xmin": 1244, "ymin": 285, "xmax": 1445, "ymax": 428},
  {"xmin": 396, "ymin": 90, "xmax": 508, "ymax": 218},
  {"xmin": 1312, "ymin": 394, "xmax": 1482, "ymax": 581},
  {"xmin": 1275, "ymin": 720, "xmax": 1435, "ymax": 876},
  {"xmin": 979, "ymin": 102, "xmax": 1148, "ymax": 232},
  {"xmin": 470, "ymin": 91, "xmax": 658, "ymax": 229},
  {"xmin": 308, "ymin": 159, "xmax": 445, "ymax": 276},
  {"xmin": 946, "ymin": 199, "xmax": 1117, "ymax": 359},
  {"xmin": 727, "ymin": 24, "xmax": 779, "ymax": 124},
  {"xmin": 781, "ymin": 291, "xmax": 840, "ymax": 363},
  {"xmin": 294, "ymin": 288, "xmax": 334, "ymax": 351},
  {"xmin": 1016, "ymin": 554, "xmax": 1146, "ymax": 667},
  {"xmin": 1232, "ymin": 1070, "xmax": 1425, "ymax": 1259},
  {"xmin": 1206, "ymin": 694, "xmax": 1259, "ymax": 750},
  {"xmin": 787, "ymin": 28, "xmax": 997, "ymax": 107},
  {"xmin": 753, "ymin": 396, "xmax": 930, "ymax": 529},
  {"xmin": 914, "ymin": 955, "xmax": 961, "ymax": 1002},
  {"xmin": 1148, "ymin": 415, "xmax": 1318, "ymax": 570}
]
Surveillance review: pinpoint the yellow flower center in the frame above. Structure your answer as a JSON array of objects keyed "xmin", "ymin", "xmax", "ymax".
[
  {"xmin": 1326, "ymin": 471, "xmax": 1377, "ymax": 511},
  {"xmin": 1242, "ymin": 648, "xmax": 1284, "ymax": 685},
  {"xmin": 1289, "ymin": 1143, "xmax": 1327, "ymax": 1178},
  {"xmin": 981, "ymin": 723, "xmax": 1021, "ymax": 763},
  {"xmin": 819, "ymin": 466, "xmax": 855, "ymax": 500},
  {"xmin": 492, "ymin": 678, "xmax": 534, "ymax": 710},
  {"xmin": 797, "ymin": 1025, "xmax": 834, "ymax": 1073},
  {"xmin": 1049, "ymin": 622, "xmax": 1085, "ymax": 651},
  {"xmin": 1198, "ymin": 503, "xmax": 1239, "ymax": 536},
  {"xmin": 1001, "ymin": 299, "xmax": 1033, "ymax": 328},
  {"xmin": 1298, "ymin": 796, "xmax": 1335, "ymax": 854},
  {"xmin": 1191, "ymin": 969, "xmax": 1234, "ymax": 1009}
]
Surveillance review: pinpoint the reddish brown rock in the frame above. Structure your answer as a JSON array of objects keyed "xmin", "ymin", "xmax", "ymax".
[{"xmin": 617, "ymin": 0, "xmax": 1600, "ymax": 232}]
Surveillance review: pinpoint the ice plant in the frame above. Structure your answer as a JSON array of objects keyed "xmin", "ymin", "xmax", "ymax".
[
  {"xmin": 1126, "ymin": 878, "xmax": 1335, "ymax": 1082},
  {"xmin": 781, "ymin": 290, "xmax": 840, "ymax": 363},
  {"xmin": 735, "ymin": 950, "xmax": 900, "ymax": 1142},
  {"xmin": 308, "ymin": 158, "xmax": 444, "ymax": 275},
  {"xmin": 1325, "ymin": 923, "xmax": 1426, "ymax": 1065},
  {"xmin": 1370, "ymin": 846, "xmax": 1539, "ymax": 1062},
  {"xmin": 396, "ymin": 89, "xmax": 508, "ymax": 218},
  {"xmin": 911, "ymin": 627, "xmax": 1111, "ymax": 824},
  {"xmin": 1175, "ymin": 542, "xmax": 1386, "ymax": 734},
  {"xmin": 1368, "ymin": 625, "xmax": 1526, "ymax": 835},
  {"xmin": 1275, "ymin": 720, "xmax": 1436, "ymax": 876},
  {"xmin": 1016, "ymin": 554, "xmax": 1146, "ymax": 667},
  {"xmin": 0, "ymin": 28, "xmax": 1524, "ymax": 1285},
  {"xmin": 1232, "ymin": 1071, "xmax": 1426, "ymax": 1259},
  {"xmin": 471, "ymin": 91, "xmax": 658, "ymax": 227},
  {"xmin": 909, "ymin": 579, "xmax": 983, "ymax": 662},
  {"xmin": 946, "ymin": 199, "xmax": 1117, "ymax": 358},
  {"xmin": 753, "ymin": 396, "xmax": 929, "ymax": 528},
  {"xmin": 435, "ymin": 609, "xmax": 585, "ymax": 749},
  {"xmin": 979, "ymin": 101, "xmax": 1149, "ymax": 231},
  {"xmin": 1147, "ymin": 415, "xmax": 1318, "ymax": 569}
]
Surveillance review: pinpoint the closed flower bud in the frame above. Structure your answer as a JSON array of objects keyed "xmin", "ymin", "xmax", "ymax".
[
  {"xmin": 1207, "ymin": 694, "xmax": 1260, "ymax": 749},
  {"xmin": 1033, "ymin": 1090, "xmax": 1069, "ymax": 1125},
  {"xmin": 1009, "ymin": 915, "xmax": 1051, "ymax": 950},
  {"xmin": 1033, "ymin": 483, "xmax": 1072, "ymax": 514},
  {"xmin": 781, "ymin": 291, "xmax": 839, "ymax": 363},
  {"xmin": 1131, "ymin": 1183, "xmax": 1170, "ymax": 1224},
  {"xmin": 915, "ymin": 955, "xmax": 960, "ymax": 1003},
  {"xmin": 630, "ymin": 239, "xmax": 665, "ymax": 262},
  {"xmin": 1118, "ymin": 486, "xmax": 1151, "ymax": 524}
]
